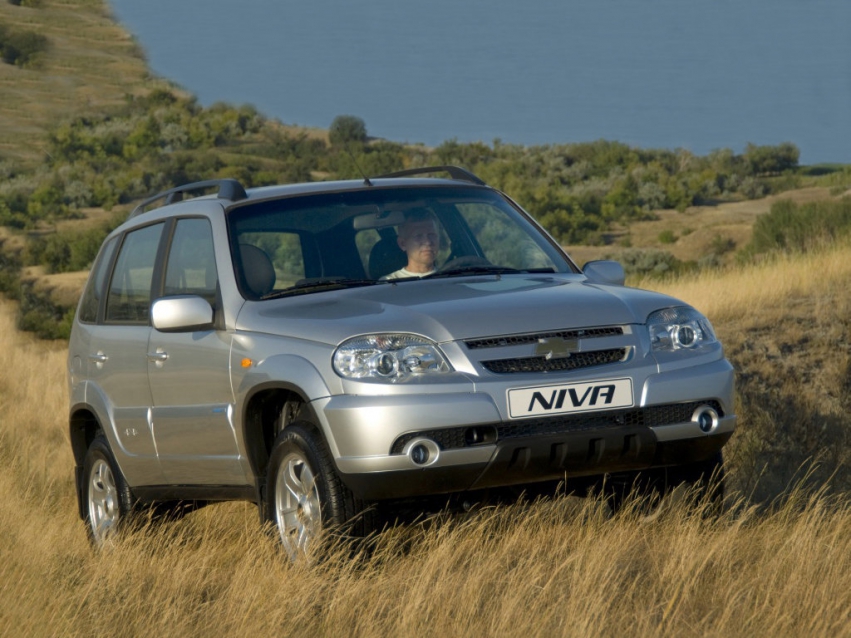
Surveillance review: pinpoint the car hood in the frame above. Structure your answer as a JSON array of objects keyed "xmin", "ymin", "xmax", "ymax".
[{"xmin": 235, "ymin": 274, "xmax": 687, "ymax": 345}]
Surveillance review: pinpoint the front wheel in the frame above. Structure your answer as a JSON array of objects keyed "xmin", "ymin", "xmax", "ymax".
[
  {"xmin": 265, "ymin": 423, "xmax": 374, "ymax": 560},
  {"xmin": 82, "ymin": 434, "xmax": 135, "ymax": 545}
]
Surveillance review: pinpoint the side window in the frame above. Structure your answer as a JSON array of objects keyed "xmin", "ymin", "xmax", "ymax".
[
  {"xmin": 238, "ymin": 232, "xmax": 305, "ymax": 293},
  {"xmin": 455, "ymin": 204, "xmax": 556, "ymax": 271},
  {"xmin": 163, "ymin": 218, "xmax": 218, "ymax": 305},
  {"xmin": 355, "ymin": 228, "xmax": 381, "ymax": 273},
  {"xmin": 77, "ymin": 235, "xmax": 119, "ymax": 323},
  {"xmin": 105, "ymin": 223, "xmax": 165, "ymax": 324}
]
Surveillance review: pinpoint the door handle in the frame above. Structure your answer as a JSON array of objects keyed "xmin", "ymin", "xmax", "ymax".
[
  {"xmin": 147, "ymin": 349, "xmax": 169, "ymax": 363},
  {"xmin": 88, "ymin": 352, "xmax": 108, "ymax": 368}
]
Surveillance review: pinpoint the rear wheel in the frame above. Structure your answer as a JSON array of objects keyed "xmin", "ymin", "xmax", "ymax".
[
  {"xmin": 83, "ymin": 434, "xmax": 135, "ymax": 545},
  {"xmin": 265, "ymin": 423, "xmax": 374, "ymax": 560}
]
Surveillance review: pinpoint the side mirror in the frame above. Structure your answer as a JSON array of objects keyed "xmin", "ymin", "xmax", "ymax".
[
  {"xmin": 583, "ymin": 260, "xmax": 625, "ymax": 286},
  {"xmin": 151, "ymin": 295, "xmax": 214, "ymax": 332}
]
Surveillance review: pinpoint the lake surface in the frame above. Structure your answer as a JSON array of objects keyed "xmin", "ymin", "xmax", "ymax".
[{"xmin": 108, "ymin": 0, "xmax": 850, "ymax": 164}]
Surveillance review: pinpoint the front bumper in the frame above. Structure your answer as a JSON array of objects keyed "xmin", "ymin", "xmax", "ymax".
[
  {"xmin": 338, "ymin": 427, "xmax": 733, "ymax": 500},
  {"xmin": 320, "ymin": 358, "xmax": 736, "ymax": 500}
]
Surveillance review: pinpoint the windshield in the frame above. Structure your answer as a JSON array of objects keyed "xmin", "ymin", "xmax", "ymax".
[{"xmin": 227, "ymin": 185, "xmax": 577, "ymax": 300}]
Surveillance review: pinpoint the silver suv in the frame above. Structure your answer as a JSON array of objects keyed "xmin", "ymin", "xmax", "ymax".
[{"xmin": 68, "ymin": 166, "xmax": 735, "ymax": 555}]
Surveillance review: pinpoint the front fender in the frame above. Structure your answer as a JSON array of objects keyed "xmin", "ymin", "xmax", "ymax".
[{"xmin": 235, "ymin": 353, "xmax": 333, "ymax": 405}]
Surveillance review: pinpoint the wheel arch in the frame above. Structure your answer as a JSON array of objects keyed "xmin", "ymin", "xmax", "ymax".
[
  {"xmin": 69, "ymin": 404, "xmax": 106, "ymax": 519},
  {"xmin": 69, "ymin": 404, "xmax": 105, "ymax": 467},
  {"xmin": 241, "ymin": 382, "xmax": 322, "ymax": 488}
]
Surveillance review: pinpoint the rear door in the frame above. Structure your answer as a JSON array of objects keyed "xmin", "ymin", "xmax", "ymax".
[{"xmin": 85, "ymin": 222, "xmax": 166, "ymax": 486}]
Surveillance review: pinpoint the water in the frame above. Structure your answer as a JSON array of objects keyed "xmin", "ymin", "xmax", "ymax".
[{"xmin": 108, "ymin": 0, "xmax": 850, "ymax": 164}]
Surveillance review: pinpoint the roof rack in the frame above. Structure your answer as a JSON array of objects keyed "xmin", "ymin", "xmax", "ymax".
[
  {"xmin": 128, "ymin": 178, "xmax": 248, "ymax": 219},
  {"xmin": 375, "ymin": 165, "xmax": 487, "ymax": 186}
]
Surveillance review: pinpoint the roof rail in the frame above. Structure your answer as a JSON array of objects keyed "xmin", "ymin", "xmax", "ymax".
[
  {"xmin": 128, "ymin": 178, "xmax": 248, "ymax": 219},
  {"xmin": 375, "ymin": 165, "xmax": 487, "ymax": 186}
]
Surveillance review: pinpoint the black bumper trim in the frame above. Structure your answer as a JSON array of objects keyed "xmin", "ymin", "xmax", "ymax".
[
  {"xmin": 339, "ymin": 428, "xmax": 732, "ymax": 501},
  {"xmin": 390, "ymin": 400, "xmax": 724, "ymax": 455}
]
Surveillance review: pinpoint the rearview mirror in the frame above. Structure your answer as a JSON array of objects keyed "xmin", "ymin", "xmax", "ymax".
[{"xmin": 583, "ymin": 260, "xmax": 625, "ymax": 286}]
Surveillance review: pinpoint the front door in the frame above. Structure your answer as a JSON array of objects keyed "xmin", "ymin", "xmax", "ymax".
[{"xmin": 147, "ymin": 217, "xmax": 242, "ymax": 485}]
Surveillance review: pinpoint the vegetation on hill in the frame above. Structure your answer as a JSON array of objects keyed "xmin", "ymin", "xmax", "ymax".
[{"xmin": 0, "ymin": 91, "xmax": 813, "ymax": 239}]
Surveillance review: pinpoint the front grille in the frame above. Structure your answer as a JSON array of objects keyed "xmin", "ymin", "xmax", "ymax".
[
  {"xmin": 465, "ymin": 326, "xmax": 623, "ymax": 350},
  {"xmin": 481, "ymin": 348, "xmax": 627, "ymax": 374},
  {"xmin": 389, "ymin": 400, "xmax": 723, "ymax": 454}
]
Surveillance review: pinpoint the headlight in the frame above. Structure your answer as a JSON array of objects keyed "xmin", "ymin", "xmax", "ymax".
[
  {"xmin": 333, "ymin": 334, "xmax": 452, "ymax": 382},
  {"xmin": 647, "ymin": 306, "xmax": 717, "ymax": 352}
]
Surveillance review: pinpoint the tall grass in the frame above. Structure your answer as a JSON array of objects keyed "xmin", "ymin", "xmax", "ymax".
[{"xmin": 1, "ymin": 245, "xmax": 851, "ymax": 636}]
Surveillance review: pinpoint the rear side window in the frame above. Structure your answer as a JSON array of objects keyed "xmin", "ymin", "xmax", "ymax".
[
  {"xmin": 105, "ymin": 223, "xmax": 165, "ymax": 324},
  {"xmin": 77, "ymin": 235, "xmax": 119, "ymax": 324}
]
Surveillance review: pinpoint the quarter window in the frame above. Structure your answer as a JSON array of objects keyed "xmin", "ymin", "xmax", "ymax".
[{"xmin": 78, "ymin": 235, "xmax": 119, "ymax": 323}]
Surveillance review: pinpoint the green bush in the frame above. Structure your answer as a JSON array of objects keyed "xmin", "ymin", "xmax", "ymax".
[
  {"xmin": 16, "ymin": 282, "xmax": 74, "ymax": 340},
  {"xmin": 743, "ymin": 142, "xmax": 799, "ymax": 175},
  {"xmin": 0, "ymin": 24, "xmax": 49, "ymax": 67},
  {"xmin": 658, "ymin": 229, "xmax": 677, "ymax": 244},
  {"xmin": 27, "ymin": 225, "xmax": 109, "ymax": 273},
  {"xmin": 743, "ymin": 196, "xmax": 851, "ymax": 257},
  {"xmin": 612, "ymin": 248, "xmax": 690, "ymax": 279},
  {"xmin": 328, "ymin": 115, "xmax": 367, "ymax": 148}
]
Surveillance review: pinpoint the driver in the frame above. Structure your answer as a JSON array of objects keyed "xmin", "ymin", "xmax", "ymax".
[{"xmin": 383, "ymin": 208, "xmax": 441, "ymax": 279}]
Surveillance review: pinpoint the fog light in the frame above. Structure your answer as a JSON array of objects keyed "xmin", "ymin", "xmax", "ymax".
[
  {"xmin": 693, "ymin": 406, "xmax": 719, "ymax": 433},
  {"xmin": 404, "ymin": 438, "xmax": 440, "ymax": 466},
  {"xmin": 411, "ymin": 444, "xmax": 429, "ymax": 465}
]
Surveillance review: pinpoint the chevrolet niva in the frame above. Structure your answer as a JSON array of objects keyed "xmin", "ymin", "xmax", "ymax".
[{"xmin": 67, "ymin": 166, "xmax": 735, "ymax": 557}]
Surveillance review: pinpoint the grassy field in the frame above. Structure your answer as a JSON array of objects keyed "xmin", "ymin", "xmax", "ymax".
[{"xmin": 1, "ymin": 241, "xmax": 850, "ymax": 637}]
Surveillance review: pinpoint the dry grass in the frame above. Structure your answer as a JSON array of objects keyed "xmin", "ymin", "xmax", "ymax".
[
  {"xmin": 2, "ymin": 243, "xmax": 851, "ymax": 636},
  {"xmin": 638, "ymin": 239, "xmax": 851, "ymax": 501}
]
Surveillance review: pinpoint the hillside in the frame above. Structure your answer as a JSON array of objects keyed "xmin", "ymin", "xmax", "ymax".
[{"xmin": 0, "ymin": 0, "xmax": 157, "ymax": 163}]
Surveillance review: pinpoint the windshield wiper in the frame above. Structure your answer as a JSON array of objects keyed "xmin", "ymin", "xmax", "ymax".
[
  {"xmin": 260, "ymin": 278, "xmax": 384, "ymax": 300},
  {"xmin": 424, "ymin": 265, "xmax": 521, "ymax": 279}
]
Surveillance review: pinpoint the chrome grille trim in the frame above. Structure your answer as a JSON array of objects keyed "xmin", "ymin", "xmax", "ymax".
[
  {"xmin": 464, "ymin": 326, "xmax": 624, "ymax": 350},
  {"xmin": 481, "ymin": 348, "xmax": 628, "ymax": 374}
]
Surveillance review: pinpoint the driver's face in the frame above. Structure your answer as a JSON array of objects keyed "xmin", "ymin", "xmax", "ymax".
[{"xmin": 398, "ymin": 220, "xmax": 439, "ymax": 273}]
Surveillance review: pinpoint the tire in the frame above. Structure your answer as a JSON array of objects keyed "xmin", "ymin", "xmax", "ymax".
[
  {"xmin": 265, "ymin": 423, "xmax": 375, "ymax": 560},
  {"xmin": 82, "ymin": 434, "xmax": 135, "ymax": 545}
]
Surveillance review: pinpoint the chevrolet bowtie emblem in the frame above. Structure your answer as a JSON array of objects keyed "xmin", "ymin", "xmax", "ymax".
[{"xmin": 534, "ymin": 337, "xmax": 579, "ymax": 360}]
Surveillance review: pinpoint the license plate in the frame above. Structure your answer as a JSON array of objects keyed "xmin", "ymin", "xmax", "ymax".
[{"xmin": 508, "ymin": 378, "xmax": 634, "ymax": 419}]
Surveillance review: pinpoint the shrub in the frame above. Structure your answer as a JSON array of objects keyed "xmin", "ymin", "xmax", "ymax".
[
  {"xmin": 743, "ymin": 142, "xmax": 800, "ymax": 175},
  {"xmin": 329, "ymin": 115, "xmax": 367, "ymax": 147},
  {"xmin": 0, "ymin": 25, "xmax": 49, "ymax": 67},
  {"xmin": 16, "ymin": 281, "xmax": 73, "ymax": 339},
  {"xmin": 658, "ymin": 229, "xmax": 677, "ymax": 244},
  {"xmin": 610, "ymin": 248, "xmax": 685, "ymax": 278},
  {"xmin": 743, "ymin": 196, "xmax": 851, "ymax": 257}
]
